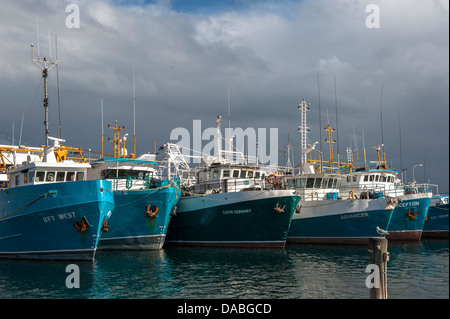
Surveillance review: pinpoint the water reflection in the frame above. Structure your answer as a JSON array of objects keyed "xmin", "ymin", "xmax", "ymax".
[{"xmin": 0, "ymin": 239, "xmax": 448, "ymax": 299}]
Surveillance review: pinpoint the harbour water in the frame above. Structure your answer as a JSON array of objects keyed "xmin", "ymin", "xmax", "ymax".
[{"xmin": 0, "ymin": 239, "xmax": 447, "ymax": 299}]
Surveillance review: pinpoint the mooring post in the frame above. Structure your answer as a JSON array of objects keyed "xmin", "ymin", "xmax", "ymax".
[{"xmin": 368, "ymin": 237, "xmax": 388, "ymax": 299}]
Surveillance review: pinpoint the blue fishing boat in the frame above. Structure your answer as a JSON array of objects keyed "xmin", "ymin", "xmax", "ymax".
[
  {"xmin": 284, "ymin": 99, "xmax": 397, "ymax": 244},
  {"xmin": 340, "ymin": 168, "xmax": 431, "ymax": 241},
  {"xmin": 283, "ymin": 170, "xmax": 396, "ymax": 244},
  {"xmin": 163, "ymin": 117, "xmax": 300, "ymax": 248},
  {"xmin": 0, "ymin": 44, "xmax": 115, "ymax": 260},
  {"xmin": 164, "ymin": 153, "xmax": 300, "ymax": 248},
  {"xmin": 88, "ymin": 122, "xmax": 180, "ymax": 250},
  {"xmin": 0, "ymin": 139, "xmax": 115, "ymax": 260},
  {"xmin": 418, "ymin": 184, "xmax": 449, "ymax": 238}
]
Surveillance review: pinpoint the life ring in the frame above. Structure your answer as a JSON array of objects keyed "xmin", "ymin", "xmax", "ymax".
[
  {"xmin": 146, "ymin": 204, "xmax": 159, "ymax": 218},
  {"xmin": 406, "ymin": 209, "xmax": 418, "ymax": 220},
  {"xmin": 267, "ymin": 174, "xmax": 278, "ymax": 184}
]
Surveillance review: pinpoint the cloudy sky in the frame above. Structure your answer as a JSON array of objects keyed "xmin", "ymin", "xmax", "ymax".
[{"xmin": 0, "ymin": 0, "xmax": 448, "ymax": 191}]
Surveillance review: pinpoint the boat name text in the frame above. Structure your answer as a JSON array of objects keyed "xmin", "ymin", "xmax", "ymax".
[
  {"xmin": 396, "ymin": 201, "xmax": 419, "ymax": 208},
  {"xmin": 43, "ymin": 211, "xmax": 76, "ymax": 223},
  {"xmin": 222, "ymin": 209, "xmax": 252, "ymax": 215},
  {"xmin": 341, "ymin": 212, "xmax": 369, "ymax": 219}
]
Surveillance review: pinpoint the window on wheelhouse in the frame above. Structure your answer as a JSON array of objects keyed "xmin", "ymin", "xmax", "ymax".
[
  {"xmin": 287, "ymin": 178, "xmax": 295, "ymax": 189},
  {"xmin": 254, "ymin": 172, "xmax": 260, "ymax": 179},
  {"xmin": 77, "ymin": 172, "xmax": 85, "ymax": 181},
  {"xmin": 35, "ymin": 171, "xmax": 45, "ymax": 182},
  {"xmin": 332, "ymin": 178, "xmax": 339, "ymax": 188},
  {"xmin": 240, "ymin": 170, "xmax": 246, "ymax": 178},
  {"xmin": 56, "ymin": 171, "xmax": 65, "ymax": 182},
  {"xmin": 306, "ymin": 178, "xmax": 315, "ymax": 188},
  {"xmin": 327, "ymin": 178, "xmax": 333, "ymax": 188},
  {"xmin": 233, "ymin": 170, "xmax": 239, "ymax": 178},
  {"xmin": 314, "ymin": 178, "xmax": 322, "ymax": 188},
  {"xmin": 67, "ymin": 172, "xmax": 76, "ymax": 181},
  {"xmin": 46, "ymin": 172, "xmax": 55, "ymax": 182},
  {"xmin": 101, "ymin": 169, "xmax": 152, "ymax": 180},
  {"xmin": 296, "ymin": 177, "xmax": 306, "ymax": 188},
  {"xmin": 223, "ymin": 170, "xmax": 230, "ymax": 178}
]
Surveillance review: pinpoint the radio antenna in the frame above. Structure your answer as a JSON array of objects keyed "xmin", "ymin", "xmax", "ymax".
[
  {"xmin": 55, "ymin": 34, "xmax": 62, "ymax": 139},
  {"xmin": 31, "ymin": 32, "xmax": 58, "ymax": 147},
  {"xmin": 132, "ymin": 64, "xmax": 136, "ymax": 156}
]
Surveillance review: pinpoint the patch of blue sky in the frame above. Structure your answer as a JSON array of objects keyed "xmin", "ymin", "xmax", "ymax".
[{"xmin": 113, "ymin": 0, "xmax": 298, "ymax": 15}]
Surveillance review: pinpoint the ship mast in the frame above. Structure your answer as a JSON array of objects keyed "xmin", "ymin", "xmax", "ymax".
[
  {"xmin": 324, "ymin": 123, "xmax": 336, "ymax": 166},
  {"xmin": 297, "ymin": 99, "xmax": 311, "ymax": 165},
  {"xmin": 31, "ymin": 42, "xmax": 58, "ymax": 147},
  {"xmin": 108, "ymin": 121, "xmax": 126, "ymax": 158}
]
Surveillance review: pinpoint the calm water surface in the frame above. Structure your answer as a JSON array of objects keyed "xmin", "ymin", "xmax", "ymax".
[{"xmin": 0, "ymin": 239, "xmax": 448, "ymax": 299}]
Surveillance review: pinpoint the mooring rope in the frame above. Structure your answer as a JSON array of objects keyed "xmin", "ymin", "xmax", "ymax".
[{"xmin": 0, "ymin": 191, "xmax": 56, "ymax": 222}]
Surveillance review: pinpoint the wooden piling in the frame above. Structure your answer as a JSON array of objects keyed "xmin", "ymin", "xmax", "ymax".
[{"xmin": 368, "ymin": 237, "xmax": 388, "ymax": 299}]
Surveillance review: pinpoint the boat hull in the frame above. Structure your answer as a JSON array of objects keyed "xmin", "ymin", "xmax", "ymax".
[
  {"xmin": 98, "ymin": 184, "xmax": 180, "ymax": 250},
  {"xmin": 287, "ymin": 197, "xmax": 394, "ymax": 244},
  {"xmin": 0, "ymin": 180, "xmax": 115, "ymax": 260},
  {"xmin": 421, "ymin": 194, "xmax": 448, "ymax": 238},
  {"xmin": 165, "ymin": 190, "xmax": 300, "ymax": 248},
  {"xmin": 386, "ymin": 192, "xmax": 431, "ymax": 241}
]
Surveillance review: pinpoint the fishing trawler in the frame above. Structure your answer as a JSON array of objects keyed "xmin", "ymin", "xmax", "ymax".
[
  {"xmin": 339, "ymin": 146, "xmax": 432, "ymax": 241},
  {"xmin": 0, "ymin": 45, "xmax": 115, "ymax": 260},
  {"xmin": 282, "ymin": 100, "xmax": 397, "ymax": 244},
  {"xmin": 417, "ymin": 184, "xmax": 448, "ymax": 238},
  {"xmin": 163, "ymin": 116, "xmax": 300, "ymax": 247},
  {"xmin": 88, "ymin": 122, "xmax": 180, "ymax": 250},
  {"xmin": 0, "ymin": 137, "xmax": 115, "ymax": 260},
  {"xmin": 283, "ymin": 167, "xmax": 396, "ymax": 244}
]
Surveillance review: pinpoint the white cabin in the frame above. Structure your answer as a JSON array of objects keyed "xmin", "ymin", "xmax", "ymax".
[
  {"xmin": 87, "ymin": 156, "xmax": 159, "ymax": 191},
  {"xmin": 3, "ymin": 139, "xmax": 89, "ymax": 188},
  {"xmin": 282, "ymin": 173, "xmax": 341, "ymax": 201},
  {"xmin": 8, "ymin": 161, "xmax": 89, "ymax": 188},
  {"xmin": 339, "ymin": 169, "xmax": 404, "ymax": 198},
  {"xmin": 188, "ymin": 163, "xmax": 269, "ymax": 194}
]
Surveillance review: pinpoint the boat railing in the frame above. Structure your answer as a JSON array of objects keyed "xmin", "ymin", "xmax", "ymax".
[
  {"xmin": 413, "ymin": 183, "xmax": 446, "ymax": 196},
  {"xmin": 338, "ymin": 182, "xmax": 430, "ymax": 199},
  {"xmin": 338, "ymin": 184, "xmax": 391, "ymax": 200},
  {"xmin": 184, "ymin": 176, "xmax": 283, "ymax": 195},
  {"xmin": 106, "ymin": 171, "xmax": 179, "ymax": 191}
]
